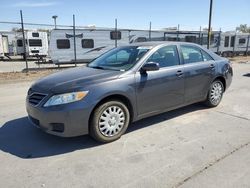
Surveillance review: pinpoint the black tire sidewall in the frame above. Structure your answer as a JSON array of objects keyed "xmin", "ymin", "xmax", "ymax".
[{"xmin": 90, "ymin": 101, "xmax": 130, "ymax": 143}]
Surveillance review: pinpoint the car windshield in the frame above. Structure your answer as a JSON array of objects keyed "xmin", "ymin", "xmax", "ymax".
[{"xmin": 88, "ymin": 46, "xmax": 151, "ymax": 71}]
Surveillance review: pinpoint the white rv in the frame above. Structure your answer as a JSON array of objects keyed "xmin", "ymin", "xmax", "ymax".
[
  {"xmin": 49, "ymin": 29, "xmax": 132, "ymax": 64},
  {"xmin": 15, "ymin": 31, "xmax": 48, "ymax": 58},
  {"xmin": 219, "ymin": 32, "xmax": 250, "ymax": 57},
  {"xmin": 0, "ymin": 34, "xmax": 9, "ymax": 59},
  {"xmin": 49, "ymin": 28, "xmax": 250, "ymax": 64},
  {"xmin": 49, "ymin": 28, "xmax": 167, "ymax": 64}
]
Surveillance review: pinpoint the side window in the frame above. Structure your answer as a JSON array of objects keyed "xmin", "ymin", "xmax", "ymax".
[
  {"xmin": 201, "ymin": 50, "xmax": 213, "ymax": 61},
  {"xmin": 230, "ymin": 36, "xmax": 235, "ymax": 47},
  {"xmin": 185, "ymin": 36, "xmax": 197, "ymax": 43},
  {"xmin": 224, "ymin": 36, "xmax": 229, "ymax": 47},
  {"xmin": 147, "ymin": 45, "xmax": 179, "ymax": 68},
  {"xmin": 239, "ymin": 38, "xmax": 246, "ymax": 44},
  {"xmin": 180, "ymin": 45, "xmax": 203, "ymax": 64},
  {"xmin": 17, "ymin": 39, "xmax": 28, "ymax": 47},
  {"xmin": 110, "ymin": 31, "xmax": 121, "ymax": 40},
  {"xmin": 166, "ymin": 37, "xmax": 177, "ymax": 41},
  {"xmin": 29, "ymin": 39, "xmax": 42, "ymax": 47},
  {"xmin": 32, "ymin": 32, "xmax": 39, "ymax": 37},
  {"xmin": 17, "ymin": 39, "xmax": 23, "ymax": 47},
  {"xmin": 56, "ymin": 39, "xmax": 70, "ymax": 49},
  {"xmin": 82, "ymin": 39, "xmax": 94, "ymax": 48}
]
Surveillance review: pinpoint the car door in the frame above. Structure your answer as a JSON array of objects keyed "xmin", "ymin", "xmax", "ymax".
[
  {"xmin": 180, "ymin": 45, "xmax": 216, "ymax": 103},
  {"xmin": 135, "ymin": 45, "xmax": 185, "ymax": 117}
]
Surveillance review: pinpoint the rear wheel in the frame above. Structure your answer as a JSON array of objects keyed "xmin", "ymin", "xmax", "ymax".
[
  {"xmin": 205, "ymin": 80, "xmax": 224, "ymax": 107},
  {"xmin": 89, "ymin": 100, "xmax": 130, "ymax": 143}
]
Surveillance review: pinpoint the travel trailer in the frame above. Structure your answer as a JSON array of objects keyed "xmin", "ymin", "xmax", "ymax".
[
  {"xmin": 219, "ymin": 32, "xmax": 250, "ymax": 57},
  {"xmin": 49, "ymin": 28, "xmax": 250, "ymax": 64},
  {"xmin": 49, "ymin": 28, "xmax": 169, "ymax": 64},
  {"xmin": 0, "ymin": 34, "xmax": 9, "ymax": 59},
  {"xmin": 49, "ymin": 29, "xmax": 129, "ymax": 64},
  {"xmin": 15, "ymin": 31, "xmax": 49, "ymax": 59},
  {"xmin": 163, "ymin": 31, "xmax": 221, "ymax": 53}
]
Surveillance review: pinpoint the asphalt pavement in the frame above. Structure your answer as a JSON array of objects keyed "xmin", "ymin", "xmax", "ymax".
[{"xmin": 0, "ymin": 63, "xmax": 250, "ymax": 188}]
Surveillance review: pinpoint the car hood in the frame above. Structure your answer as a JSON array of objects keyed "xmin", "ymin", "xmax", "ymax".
[{"xmin": 31, "ymin": 66, "xmax": 123, "ymax": 93}]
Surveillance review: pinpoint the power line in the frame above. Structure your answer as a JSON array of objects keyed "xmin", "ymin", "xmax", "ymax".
[{"xmin": 0, "ymin": 21, "xmax": 73, "ymax": 28}]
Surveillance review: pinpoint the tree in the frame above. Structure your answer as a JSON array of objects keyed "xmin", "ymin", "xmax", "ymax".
[{"xmin": 236, "ymin": 24, "xmax": 250, "ymax": 33}]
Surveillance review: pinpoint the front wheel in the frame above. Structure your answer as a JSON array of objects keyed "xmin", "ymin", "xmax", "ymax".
[
  {"xmin": 89, "ymin": 100, "xmax": 130, "ymax": 143},
  {"xmin": 205, "ymin": 80, "xmax": 224, "ymax": 107}
]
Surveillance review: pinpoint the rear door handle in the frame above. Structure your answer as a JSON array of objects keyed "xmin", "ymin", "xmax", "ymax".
[{"xmin": 176, "ymin": 70, "xmax": 183, "ymax": 77}]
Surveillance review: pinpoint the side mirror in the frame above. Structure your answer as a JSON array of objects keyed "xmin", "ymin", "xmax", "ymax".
[{"xmin": 141, "ymin": 62, "xmax": 160, "ymax": 72}]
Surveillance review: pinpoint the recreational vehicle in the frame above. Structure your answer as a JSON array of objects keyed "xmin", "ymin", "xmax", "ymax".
[
  {"xmin": 219, "ymin": 32, "xmax": 250, "ymax": 57},
  {"xmin": 163, "ymin": 31, "xmax": 221, "ymax": 53},
  {"xmin": 49, "ymin": 28, "xmax": 168, "ymax": 64},
  {"xmin": 49, "ymin": 29, "xmax": 130, "ymax": 64},
  {"xmin": 15, "ymin": 31, "xmax": 49, "ymax": 59},
  {"xmin": 0, "ymin": 34, "xmax": 9, "ymax": 59},
  {"xmin": 49, "ymin": 28, "xmax": 250, "ymax": 64}
]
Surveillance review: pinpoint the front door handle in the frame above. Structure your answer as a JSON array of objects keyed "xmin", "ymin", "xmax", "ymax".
[{"xmin": 176, "ymin": 70, "xmax": 183, "ymax": 77}]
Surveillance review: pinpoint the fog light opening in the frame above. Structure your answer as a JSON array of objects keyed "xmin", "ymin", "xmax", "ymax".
[{"xmin": 51, "ymin": 123, "xmax": 65, "ymax": 133}]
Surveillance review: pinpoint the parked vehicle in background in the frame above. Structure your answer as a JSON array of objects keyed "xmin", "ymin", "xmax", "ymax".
[
  {"xmin": 219, "ymin": 32, "xmax": 250, "ymax": 57},
  {"xmin": 0, "ymin": 33, "xmax": 10, "ymax": 59},
  {"xmin": 49, "ymin": 28, "xmax": 250, "ymax": 64},
  {"xmin": 26, "ymin": 42, "xmax": 233, "ymax": 143},
  {"xmin": 15, "ymin": 31, "xmax": 49, "ymax": 59},
  {"xmin": 49, "ymin": 28, "xmax": 164, "ymax": 64}
]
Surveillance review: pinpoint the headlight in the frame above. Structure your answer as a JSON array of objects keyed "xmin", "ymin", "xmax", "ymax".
[{"xmin": 44, "ymin": 91, "xmax": 88, "ymax": 107}]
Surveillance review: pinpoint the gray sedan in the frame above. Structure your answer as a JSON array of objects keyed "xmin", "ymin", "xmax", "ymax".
[{"xmin": 26, "ymin": 42, "xmax": 233, "ymax": 142}]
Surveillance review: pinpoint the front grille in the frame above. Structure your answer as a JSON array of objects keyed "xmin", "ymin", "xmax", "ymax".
[
  {"xmin": 27, "ymin": 88, "xmax": 33, "ymax": 95},
  {"xmin": 29, "ymin": 93, "xmax": 47, "ymax": 106}
]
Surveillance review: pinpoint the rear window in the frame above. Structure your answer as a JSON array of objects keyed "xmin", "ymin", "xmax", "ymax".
[
  {"xmin": 32, "ymin": 33, "xmax": 39, "ymax": 37},
  {"xmin": 56, "ymin": 39, "xmax": 70, "ymax": 49},
  {"xmin": 110, "ymin": 31, "xmax": 121, "ymax": 40},
  {"xmin": 29, "ymin": 39, "xmax": 42, "ymax": 47},
  {"xmin": 201, "ymin": 50, "xmax": 213, "ymax": 61},
  {"xmin": 82, "ymin": 39, "xmax": 94, "ymax": 48},
  {"xmin": 180, "ymin": 45, "xmax": 203, "ymax": 64}
]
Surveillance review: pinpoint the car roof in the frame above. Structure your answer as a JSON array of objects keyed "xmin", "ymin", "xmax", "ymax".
[
  {"xmin": 126, "ymin": 41, "xmax": 222, "ymax": 60},
  {"xmin": 128, "ymin": 41, "xmax": 201, "ymax": 47}
]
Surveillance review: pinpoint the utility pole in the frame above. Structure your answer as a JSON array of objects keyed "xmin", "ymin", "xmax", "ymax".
[
  {"xmin": 115, "ymin": 18, "xmax": 118, "ymax": 48},
  {"xmin": 149, "ymin": 21, "xmax": 152, "ymax": 41},
  {"xmin": 20, "ymin": 10, "xmax": 28, "ymax": 72},
  {"xmin": 177, "ymin": 24, "xmax": 180, "ymax": 41},
  {"xmin": 73, "ymin": 14, "xmax": 77, "ymax": 66},
  {"xmin": 207, "ymin": 0, "xmax": 213, "ymax": 49},
  {"xmin": 52, "ymin": 15, "xmax": 58, "ymax": 29}
]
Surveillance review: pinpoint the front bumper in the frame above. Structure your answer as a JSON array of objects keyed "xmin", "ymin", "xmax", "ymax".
[{"xmin": 26, "ymin": 99, "xmax": 93, "ymax": 137}]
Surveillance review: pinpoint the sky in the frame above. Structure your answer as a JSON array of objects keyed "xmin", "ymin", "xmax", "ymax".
[{"xmin": 0, "ymin": 0, "xmax": 250, "ymax": 31}]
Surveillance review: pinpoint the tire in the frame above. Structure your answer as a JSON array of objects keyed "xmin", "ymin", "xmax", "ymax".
[
  {"xmin": 222, "ymin": 52, "xmax": 228, "ymax": 57},
  {"xmin": 89, "ymin": 100, "xmax": 130, "ymax": 143},
  {"xmin": 205, "ymin": 80, "xmax": 224, "ymax": 107}
]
